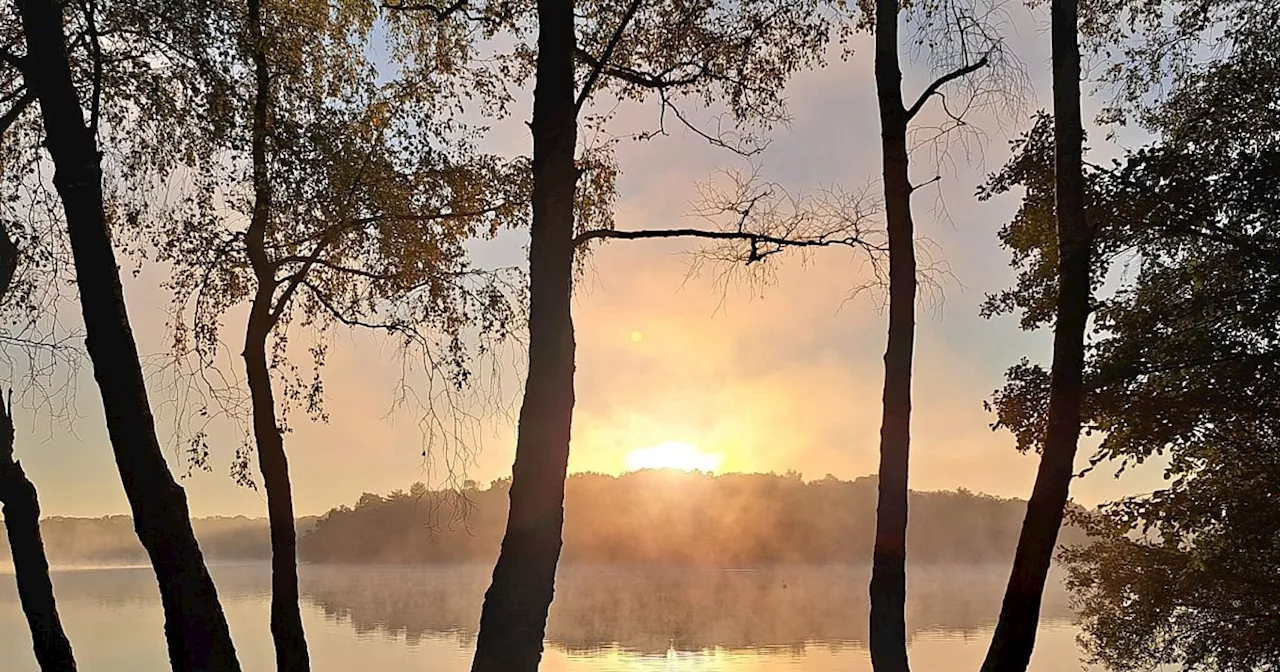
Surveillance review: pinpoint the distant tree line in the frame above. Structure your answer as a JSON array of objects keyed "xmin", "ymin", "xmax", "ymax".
[
  {"xmin": 0, "ymin": 516, "xmax": 318, "ymax": 566},
  {"xmin": 298, "ymin": 472, "xmax": 1087, "ymax": 566},
  {"xmin": 0, "ymin": 474, "xmax": 1085, "ymax": 568}
]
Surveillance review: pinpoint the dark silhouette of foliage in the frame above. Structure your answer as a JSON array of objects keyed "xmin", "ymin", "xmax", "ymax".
[{"xmin": 982, "ymin": 4, "xmax": 1280, "ymax": 670}]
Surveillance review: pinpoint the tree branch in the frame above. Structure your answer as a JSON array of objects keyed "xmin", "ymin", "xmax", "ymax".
[
  {"xmin": 573, "ymin": 227, "xmax": 879, "ymax": 264},
  {"xmin": 268, "ymin": 231, "xmax": 338, "ymax": 325},
  {"xmin": 275, "ymin": 256, "xmax": 400, "ymax": 283},
  {"xmin": 574, "ymin": 47, "xmax": 703, "ymax": 90},
  {"xmin": 298, "ymin": 278, "xmax": 406, "ymax": 332},
  {"xmin": 574, "ymin": 0, "xmax": 644, "ymax": 113},
  {"xmin": 905, "ymin": 54, "xmax": 989, "ymax": 121},
  {"xmin": 349, "ymin": 204, "xmax": 510, "ymax": 227},
  {"xmin": 381, "ymin": 0, "xmax": 467, "ymax": 20},
  {"xmin": 0, "ymin": 48, "xmax": 23, "ymax": 73},
  {"xmin": 0, "ymin": 90, "xmax": 35, "ymax": 136}
]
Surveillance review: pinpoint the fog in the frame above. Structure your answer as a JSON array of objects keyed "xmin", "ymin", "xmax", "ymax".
[{"xmin": 0, "ymin": 564, "xmax": 1074, "ymax": 655}]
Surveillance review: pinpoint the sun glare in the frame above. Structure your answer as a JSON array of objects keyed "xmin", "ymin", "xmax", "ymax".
[{"xmin": 624, "ymin": 441, "xmax": 724, "ymax": 473}]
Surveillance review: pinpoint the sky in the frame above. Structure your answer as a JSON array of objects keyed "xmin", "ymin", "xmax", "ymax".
[{"xmin": 10, "ymin": 7, "xmax": 1170, "ymax": 518}]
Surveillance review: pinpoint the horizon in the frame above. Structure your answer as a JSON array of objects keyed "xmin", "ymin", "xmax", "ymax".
[{"xmin": 21, "ymin": 468, "xmax": 1038, "ymax": 520}]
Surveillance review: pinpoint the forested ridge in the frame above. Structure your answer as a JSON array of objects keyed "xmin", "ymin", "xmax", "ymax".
[
  {"xmin": 0, "ymin": 473, "xmax": 1084, "ymax": 567},
  {"xmin": 302, "ymin": 472, "xmax": 1087, "ymax": 566}
]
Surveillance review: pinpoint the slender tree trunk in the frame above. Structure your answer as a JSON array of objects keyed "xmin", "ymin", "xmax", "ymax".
[
  {"xmin": 0, "ymin": 223, "xmax": 76, "ymax": 672},
  {"xmin": 15, "ymin": 0, "xmax": 241, "ymax": 670},
  {"xmin": 471, "ymin": 0, "xmax": 578, "ymax": 669},
  {"xmin": 868, "ymin": 1, "xmax": 916, "ymax": 670},
  {"xmin": 244, "ymin": 303, "xmax": 309, "ymax": 672},
  {"xmin": 0, "ymin": 404, "xmax": 77, "ymax": 672},
  {"xmin": 243, "ymin": 0, "xmax": 310, "ymax": 666},
  {"xmin": 980, "ymin": 0, "xmax": 1088, "ymax": 669}
]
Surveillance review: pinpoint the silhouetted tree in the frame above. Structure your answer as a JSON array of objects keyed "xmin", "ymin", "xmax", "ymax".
[
  {"xmin": 982, "ymin": 4, "xmax": 1280, "ymax": 667},
  {"xmin": 13, "ymin": 0, "xmax": 241, "ymax": 668},
  {"xmin": 979, "ymin": 0, "xmax": 1089, "ymax": 666},
  {"xmin": 976, "ymin": 0, "xmax": 1280, "ymax": 668},
  {"xmin": 136, "ymin": 2, "xmax": 527, "ymax": 667},
  {"xmin": 0, "ymin": 222, "xmax": 75, "ymax": 672},
  {"xmin": 860, "ymin": 0, "xmax": 1014, "ymax": 667}
]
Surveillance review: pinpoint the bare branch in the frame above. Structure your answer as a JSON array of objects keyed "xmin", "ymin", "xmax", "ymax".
[
  {"xmin": 575, "ymin": 226, "xmax": 878, "ymax": 263},
  {"xmin": 905, "ymin": 54, "xmax": 990, "ymax": 121}
]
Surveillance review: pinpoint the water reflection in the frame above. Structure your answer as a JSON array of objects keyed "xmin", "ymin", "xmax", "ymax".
[
  {"xmin": 297, "ymin": 564, "xmax": 1073, "ymax": 655},
  {"xmin": 0, "ymin": 563, "xmax": 1076, "ymax": 665}
]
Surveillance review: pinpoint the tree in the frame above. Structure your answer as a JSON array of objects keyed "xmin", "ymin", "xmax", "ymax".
[
  {"xmin": 978, "ymin": 1, "xmax": 1280, "ymax": 669},
  {"xmin": 860, "ymin": 0, "xmax": 1013, "ymax": 667},
  {"xmin": 140, "ymin": 1, "xmax": 527, "ymax": 668},
  {"xmin": 979, "ymin": 0, "xmax": 1090, "ymax": 665},
  {"xmin": 13, "ymin": 0, "xmax": 241, "ymax": 668},
  {"xmin": 983, "ymin": 5, "xmax": 1280, "ymax": 667},
  {"xmin": 468, "ymin": 0, "xmax": 848, "ymax": 667},
  {"xmin": 0, "ymin": 222, "xmax": 75, "ymax": 672}
]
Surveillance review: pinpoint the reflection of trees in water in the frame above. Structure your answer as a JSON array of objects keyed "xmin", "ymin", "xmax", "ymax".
[
  {"xmin": 299, "ymin": 564, "xmax": 1075, "ymax": 655},
  {"xmin": 0, "ymin": 564, "xmax": 275, "ymax": 608},
  {"xmin": 1, "ymin": 563, "xmax": 1074, "ymax": 655}
]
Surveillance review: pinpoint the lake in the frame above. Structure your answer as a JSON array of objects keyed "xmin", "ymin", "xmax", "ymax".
[{"xmin": 0, "ymin": 564, "xmax": 1094, "ymax": 671}]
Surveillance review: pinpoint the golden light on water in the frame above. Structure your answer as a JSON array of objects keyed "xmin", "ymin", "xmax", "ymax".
[{"xmin": 624, "ymin": 441, "xmax": 724, "ymax": 473}]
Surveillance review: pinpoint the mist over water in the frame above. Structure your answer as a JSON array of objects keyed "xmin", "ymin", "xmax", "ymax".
[{"xmin": 0, "ymin": 563, "xmax": 1089, "ymax": 671}]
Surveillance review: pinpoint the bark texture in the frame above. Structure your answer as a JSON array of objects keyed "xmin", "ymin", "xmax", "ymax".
[
  {"xmin": 244, "ymin": 0, "xmax": 310, "ymax": 666},
  {"xmin": 15, "ymin": 0, "xmax": 241, "ymax": 669},
  {"xmin": 868, "ymin": 0, "xmax": 916, "ymax": 669},
  {"xmin": 470, "ymin": 0, "xmax": 578, "ymax": 669},
  {"xmin": 980, "ymin": 0, "xmax": 1088, "ymax": 668}
]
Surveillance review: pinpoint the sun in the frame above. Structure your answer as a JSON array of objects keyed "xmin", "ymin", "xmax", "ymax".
[{"xmin": 624, "ymin": 441, "xmax": 724, "ymax": 473}]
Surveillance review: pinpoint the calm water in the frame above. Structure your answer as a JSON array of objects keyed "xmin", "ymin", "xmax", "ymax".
[{"xmin": 0, "ymin": 564, "xmax": 1092, "ymax": 671}]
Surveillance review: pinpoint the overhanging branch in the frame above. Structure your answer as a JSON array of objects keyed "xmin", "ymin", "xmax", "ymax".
[
  {"xmin": 905, "ymin": 54, "xmax": 990, "ymax": 121},
  {"xmin": 573, "ymin": 227, "xmax": 880, "ymax": 264}
]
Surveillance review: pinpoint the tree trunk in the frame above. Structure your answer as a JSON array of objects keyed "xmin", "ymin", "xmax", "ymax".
[
  {"xmin": 868, "ymin": 0, "xmax": 916, "ymax": 670},
  {"xmin": 244, "ymin": 302, "xmax": 310, "ymax": 672},
  {"xmin": 980, "ymin": 0, "xmax": 1088, "ymax": 668},
  {"xmin": 242, "ymin": 0, "xmax": 310, "ymax": 667},
  {"xmin": 470, "ymin": 0, "xmax": 578, "ymax": 669},
  {"xmin": 14, "ymin": 0, "xmax": 241, "ymax": 670},
  {"xmin": 0, "ymin": 402, "xmax": 77, "ymax": 672}
]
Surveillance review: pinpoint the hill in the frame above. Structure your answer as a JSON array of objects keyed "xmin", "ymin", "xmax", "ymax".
[
  {"xmin": 298, "ymin": 471, "xmax": 1087, "ymax": 566},
  {"xmin": 0, "ymin": 472, "xmax": 1086, "ymax": 567}
]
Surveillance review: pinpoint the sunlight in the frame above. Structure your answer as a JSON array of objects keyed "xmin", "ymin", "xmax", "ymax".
[{"xmin": 624, "ymin": 441, "xmax": 724, "ymax": 473}]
